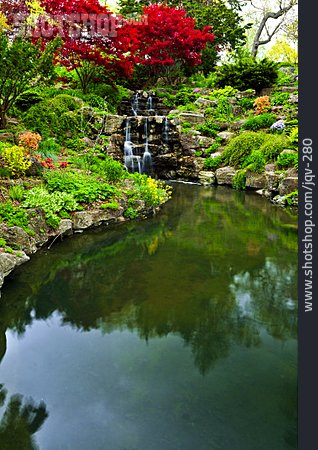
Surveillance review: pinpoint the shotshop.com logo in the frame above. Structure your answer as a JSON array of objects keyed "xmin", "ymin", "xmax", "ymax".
[{"xmin": 10, "ymin": 13, "xmax": 148, "ymax": 38}]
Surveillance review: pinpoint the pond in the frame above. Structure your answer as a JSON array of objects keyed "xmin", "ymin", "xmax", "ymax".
[{"xmin": 0, "ymin": 184, "xmax": 297, "ymax": 450}]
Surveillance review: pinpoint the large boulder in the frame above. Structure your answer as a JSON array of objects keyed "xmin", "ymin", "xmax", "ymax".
[
  {"xmin": 0, "ymin": 224, "xmax": 37, "ymax": 254},
  {"xmin": 72, "ymin": 210, "xmax": 119, "ymax": 230},
  {"xmin": 26, "ymin": 208, "xmax": 49, "ymax": 246},
  {"xmin": 245, "ymin": 170, "xmax": 267, "ymax": 189},
  {"xmin": 198, "ymin": 171, "xmax": 216, "ymax": 185},
  {"xmin": 180, "ymin": 132, "xmax": 200, "ymax": 153},
  {"xmin": 279, "ymin": 177, "xmax": 298, "ymax": 196},
  {"xmin": 265, "ymin": 171, "xmax": 285, "ymax": 192},
  {"xmin": 215, "ymin": 167, "xmax": 236, "ymax": 186},
  {"xmin": 194, "ymin": 98, "xmax": 218, "ymax": 109},
  {"xmin": 179, "ymin": 113, "xmax": 205, "ymax": 126},
  {"xmin": 104, "ymin": 115, "xmax": 124, "ymax": 135},
  {"xmin": 216, "ymin": 131, "xmax": 235, "ymax": 143},
  {"xmin": 0, "ymin": 251, "xmax": 30, "ymax": 288}
]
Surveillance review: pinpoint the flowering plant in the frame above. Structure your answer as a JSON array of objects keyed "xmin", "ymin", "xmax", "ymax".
[
  {"xmin": 270, "ymin": 120, "xmax": 285, "ymax": 132},
  {"xmin": 254, "ymin": 96, "xmax": 271, "ymax": 115}
]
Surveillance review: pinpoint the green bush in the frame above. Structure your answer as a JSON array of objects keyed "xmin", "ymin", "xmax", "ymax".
[
  {"xmin": 204, "ymin": 155, "xmax": 223, "ymax": 169},
  {"xmin": 222, "ymin": 132, "xmax": 267, "ymax": 167},
  {"xmin": 237, "ymin": 97, "xmax": 255, "ymax": 111},
  {"xmin": 242, "ymin": 113, "xmax": 277, "ymax": 131},
  {"xmin": 216, "ymin": 58, "xmax": 279, "ymax": 92},
  {"xmin": 8, "ymin": 185, "xmax": 25, "ymax": 201},
  {"xmin": 91, "ymin": 157, "xmax": 125, "ymax": 183},
  {"xmin": 38, "ymin": 138, "xmax": 61, "ymax": 159},
  {"xmin": 44, "ymin": 170, "xmax": 116, "ymax": 203},
  {"xmin": 196, "ymin": 122, "xmax": 220, "ymax": 137},
  {"xmin": 276, "ymin": 151, "xmax": 298, "ymax": 169},
  {"xmin": 181, "ymin": 122, "xmax": 193, "ymax": 133},
  {"xmin": 205, "ymin": 141, "xmax": 221, "ymax": 155},
  {"xmin": 124, "ymin": 207, "xmax": 139, "ymax": 219},
  {"xmin": 242, "ymin": 149, "xmax": 266, "ymax": 173},
  {"xmin": 15, "ymin": 89, "xmax": 44, "ymax": 111},
  {"xmin": 209, "ymin": 86, "xmax": 238, "ymax": 99},
  {"xmin": 100, "ymin": 201, "xmax": 120, "ymax": 210},
  {"xmin": 289, "ymin": 127, "xmax": 298, "ymax": 145},
  {"xmin": 232, "ymin": 170, "xmax": 246, "ymax": 190},
  {"xmin": 259, "ymin": 134, "xmax": 290, "ymax": 162},
  {"xmin": 270, "ymin": 91, "xmax": 290, "ymax": 106},
  {"xmin": 0, "ymin": 201, "xmax": 30, "ymax": 232},
  {"xmin": 175, "ymin": 88, "xmax": 197, "ymax": 106},
  {"xmin": 22, "ymin": 187, "xmax": 79, "ymax": 229}
]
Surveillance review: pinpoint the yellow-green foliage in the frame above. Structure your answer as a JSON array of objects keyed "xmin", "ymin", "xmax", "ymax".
[{"xmin": 2, "ymin": 146, "xmax": 31, "ymax": 177}]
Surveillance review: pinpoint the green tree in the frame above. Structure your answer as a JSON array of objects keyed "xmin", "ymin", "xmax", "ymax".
[{"xmin": 0, "ymin": 32, "xmax": 60, "ymax": 128}]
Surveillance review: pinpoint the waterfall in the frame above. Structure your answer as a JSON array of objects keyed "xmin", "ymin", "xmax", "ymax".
[
  {"xmin": 142, "ymin": 117, "xmax": 152, "ymax": 174},
  {"xmin": 162, "ymin": 117, "xmax": 169, "ymax": 143},
  {"xmin": 147, "ymin": 94, "xmax": 154, "ymax": 115},
  {"xmin": 124, "ymin": 118, "xmax": 134, "ymax": 171},
  {"xmin": 131, "ymin": 93, "xmax": 139, "ymax": 116}
]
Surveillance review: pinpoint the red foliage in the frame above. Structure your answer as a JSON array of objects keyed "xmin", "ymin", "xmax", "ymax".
[
  {"xmin": 116, "ymin": 4, "xmax": 214, "ymax": 69},
  {"xmin": 41, "ymin": 158, "xmax": 55, "ymax": 169},
  {"xmin": 59, "ymin": 161, "xmax": 69, "ymax": 169}
]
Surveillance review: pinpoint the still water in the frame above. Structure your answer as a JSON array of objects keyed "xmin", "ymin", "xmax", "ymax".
[{"xmin": 0, "ymin": 184, "xmax": 297, "ymax": 450}]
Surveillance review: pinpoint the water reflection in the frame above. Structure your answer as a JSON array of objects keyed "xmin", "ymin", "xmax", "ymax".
[
  {"xmin": 0, "ymin": 384, "xmax": 48, "ymax": 449},
  {"xmin": 0, "ymin": 184, "xmax": 297, "ymax": 449},
  {"xmin": 0, "ymin": 185, "xmax": 297, "ymax": 376}
]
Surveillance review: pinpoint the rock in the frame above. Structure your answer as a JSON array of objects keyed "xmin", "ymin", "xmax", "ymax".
[
  {"xmin": 194, "ymin": 98, "xmax": 218, "ymax": 109},
  {"xmin": 82, "ymin": 137, "xmax": 95, "ymax": 148},
  {"xmin": 229, "ymin": 119, "xmax": 247, "ymax": 131},
  {"xmin": 25, "ymin": 157, "xmax": 43, "ymax": 176},
  {"xmin": 0, "ymin": 251, "xmax": 30, "ymax": 288},
  {"xmin": 104, "ymin": 115, "xmax": 124, "ymax": 135},
  {"xmin": 72, "ymin": 210, "xmax": 118, "ymax": 230},
  {"xmin": 215, "ymin": 167, "xmax": 236, "ymax": 186},
  {"xmin": 259, "ymin": 87, "xmax": 275, "ymax": 96},
  {"xmin": 214, "ymin": 121, "xmax": 231, "ymax": 131},
  {"xmin": 280, "ymin": 149, "xmax": 297, "ymax": 155},
  {"xmin": 265, "ymin": 171, "xmax": 284, "ymax": 192},
  {"xmin": 216, "ymin": 131, "xmax": 235, "ymax": 143},
  {"xmin": 179, "ymin": 113, "xmax": 205, "ymax": 126},
  {"xmin": 0, "ymin": 133, "xmax": 15, "ymax": 143},
  {"xmin": 26, "ymin": 208, "xmax": 49, "ymax": 246},
  {"xmin": 289, "ymin": 94, "xmax": 298, "ymax": 103},
  {"xmin": 198, "ymin": 171, "xmax": 216, "ymax": 185},
  {"xmin": 245, "ymin": 170, "xmax": 267, "ymax": 189},
  {"xmin": 281, "ymin": 86, "xmax": 297, "ymax": 93},
  {"xmin": 265, "ymin": 163, "xmax": 276, "ymax": 172},
  {"xmin": 197, "ymin": 136, "xmax": 215, "ymax": 149},
  {"xmin": 180, "ymin": 133, "xmax": 200, "ymax": 153},
  {"xmin": 231, "ymin": 105, "xmax": 243, "ymax": 117},
  {"xmin": 0, "ymin": 225, "xmax": 37, "ymax": 254},
  {"xmin": 57, "ymin": 219, "xmax": 73, "ymax": 236},
  {"xmin": 235, "ymin": 90, "xmax": 256, "ymax": 99},
  {"xmin": 279, "ymin": 177, "xmax": 298, "ymax": 196}
]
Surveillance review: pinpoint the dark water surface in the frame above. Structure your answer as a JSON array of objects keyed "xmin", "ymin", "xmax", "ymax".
[{"xmin": 0, "ymin": 184, "xmax": 297, "ymax": 450}]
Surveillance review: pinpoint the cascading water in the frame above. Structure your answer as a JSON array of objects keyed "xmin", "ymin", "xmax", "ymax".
[
  {"xmin": 147, "ymin": 94, "xmax": 154, "ymax": 115},
  {"xmin": 162, "ymin": 117, "xmax": 169, "ymax": 143},
  {"xmin": 123, "ymin": 118, "xmax": 134, "ymax": 172},
  {"xmin": 132, "ymin": 93, "xmax": 139, "ymax": 116},
  {"xmin": 123, "ymin": 92, "xmax": 171, "ymax": 175},
  {"xmin": 142, "ymin": 117, "xmax": 152, "ymax": 174}
]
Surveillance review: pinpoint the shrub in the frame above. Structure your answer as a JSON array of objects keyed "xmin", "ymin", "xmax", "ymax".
[
  {"xmin": 216, "ymin": 58, "xmax": 279, "ymax": 92},
  {"xmin": 15, "ymin": 89, "xmax": 44, "ymax": 111},
  {"xmin": 276, "ymin": 151, "xmax": 298, "ymax": 169},
  {"xmin": 196, "ymin": 122, "xmax": 220, "ymax": 137},
  {"xmin": 237, "ymin": 97, "xmax": 255, "ymax": 111},
  {"xmin": 0, "ymin": 238, "xmax": 7, "ymax": 247},
  {"xmin": 233, "ymin": 170, "xmax": 246, "ymax": 190},
  {"xmin": 175, "ymin": 88, "xmax": 197, "ymax": 105},
  {"xmin": 91, "ymin": 157, "xmax": 125, "ymax": 183},
  {"xmin": 222, "ymin": 132, "xmax": 267, "ymax": 167},
  {"xmin": 22, "ymin": 187, "xmax": 79, "ymax": 229},
  {"xmin": 205, "ymin": 141, "xmax": 221, "ymax": 155},
  {"xmin": 100, "ymin": 201, "xmax": 120, "ymax": 210},
  {"xmin": 18, "ymin": 132, "xmax": 42, "ymax": 152},
  {"xmin": 242, "ymin": 150, "xmax": 266, "ymax": 173},
  {"xmin": 44, "ymin": 170, "xmax": 116, "ymax": 203},
  {"xmin": 204, "ymin": 155, "xmax": 222, "ymax": 170},
  {"xmin": 242, "ymin": 113, "xmax": 276, "ymax": 131},
  {"xmin": 2, "ymin": 146, "xmax": 31, "ymax": 177},
  {"xmin": 8, "ymin": 185, "xmax": 25, "ymax": 201},
  {"xmin": 289, "ymin": 127, "xmax": 298, "ymax": 145},
  {"xmin": 124, "ymin": 207, "xmax": 139, "ymax": 219},
  {"xmin": 130, "ymin": 173, "xmax": 170, "ymax": 207},
  {"xmin": 0, "ymin": 201, "xmax": 30, "ymax": 231},
  {"xmin": 270, "ymin": 91, "xmax": 290, "ymax": 106},
  {"xmin": 254, "ymin": 96, "xmax": 271, "ymax": 115},
  {"xmin": 209, "ymin": 86, "xmax": 238, "ymax": 99},
  {"xmin": 259, "ymin": 135, "xmax": 290, "ymax": 162},
  {"xmin": 181, "ymin": 122, "xmax": 193, "ymax": 133}
]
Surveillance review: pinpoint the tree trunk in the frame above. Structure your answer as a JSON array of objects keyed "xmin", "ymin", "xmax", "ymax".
[{"xmin": 0, "ymin": 107, "xmax": 7, "ymax": 129}]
